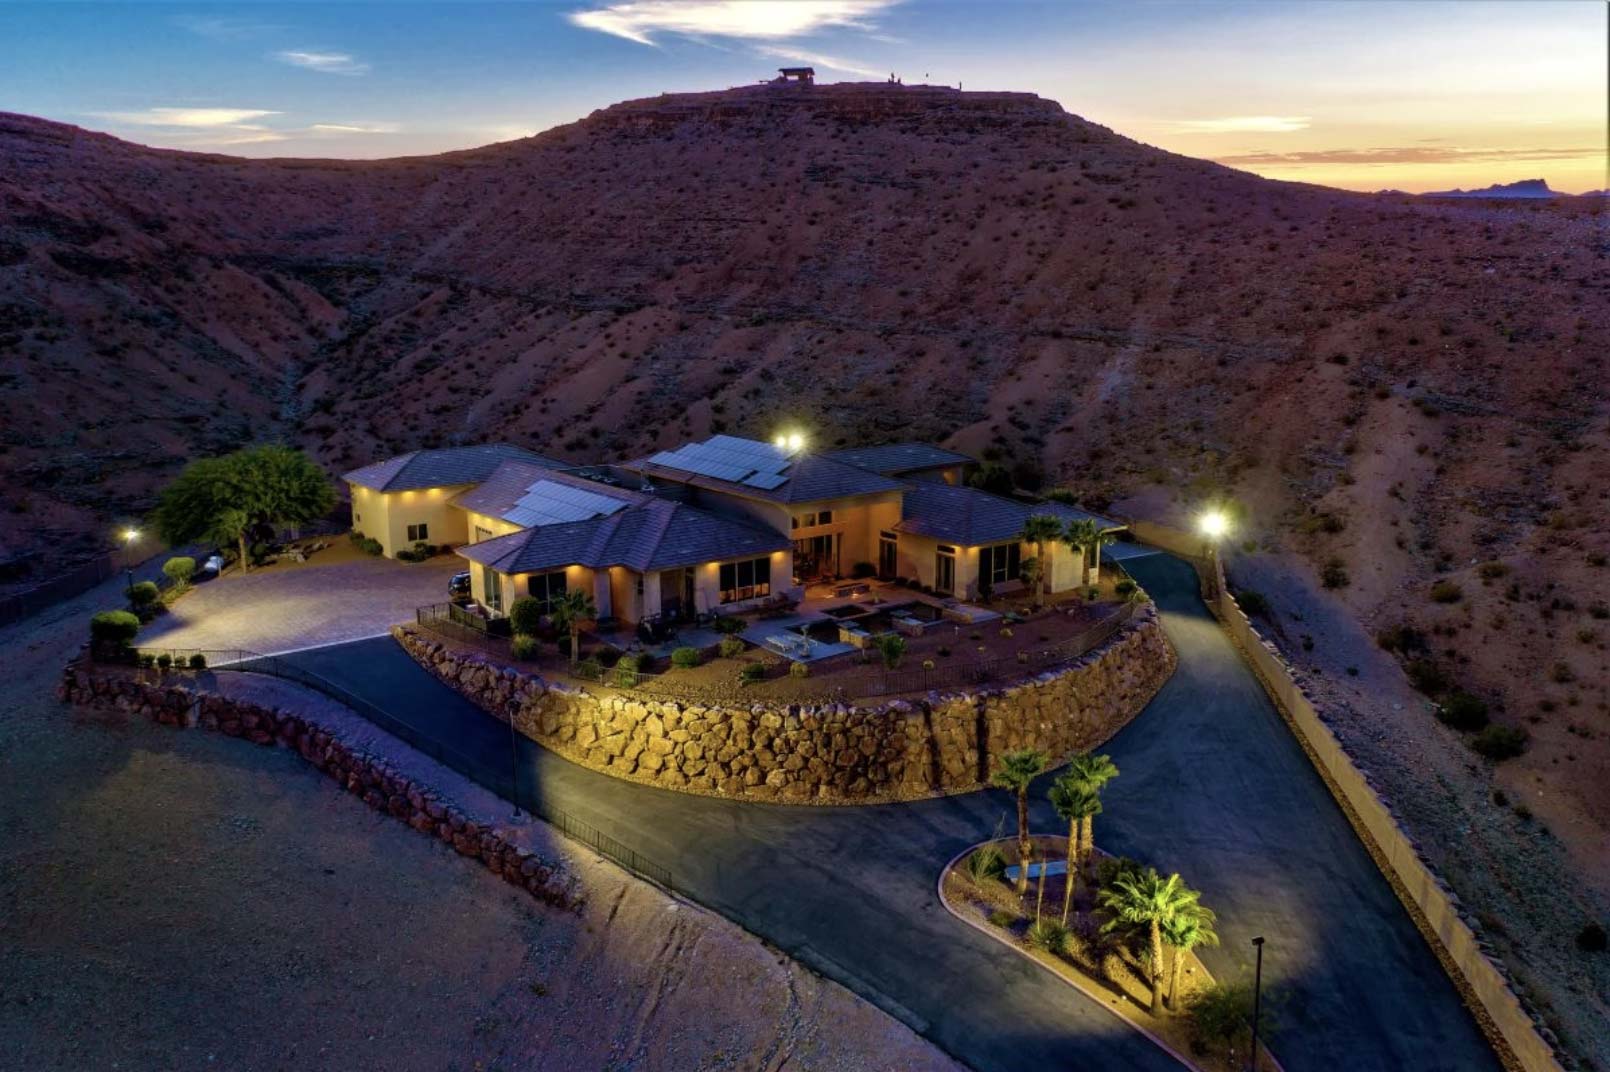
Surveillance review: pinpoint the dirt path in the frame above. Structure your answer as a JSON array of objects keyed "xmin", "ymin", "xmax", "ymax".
[{"xmin": 0, "ymin": 580, "xmax": 966, "ymax": 1072}]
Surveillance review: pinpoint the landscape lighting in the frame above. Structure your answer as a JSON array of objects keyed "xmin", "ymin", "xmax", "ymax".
[
  {"xmin": 1198, "ymin": 510, "xmax": 1228, "ymax": 541},
  {"xmin": 122, "ymin": 527, "xmax": 140, "ymax": 544}
]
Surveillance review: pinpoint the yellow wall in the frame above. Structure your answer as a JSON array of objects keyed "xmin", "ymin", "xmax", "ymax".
[
  {"xmin": 349, "ymin": 482, "xmax": 473, "ymax": 558},
  {"xmin": 462, "ymin": 510, "xmax": 523, "ymax": 544}
]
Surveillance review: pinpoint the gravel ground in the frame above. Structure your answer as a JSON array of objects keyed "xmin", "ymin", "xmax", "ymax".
[{"xmin": 0, "ymin": 577, "xmax": 967, "ymax": 1072}]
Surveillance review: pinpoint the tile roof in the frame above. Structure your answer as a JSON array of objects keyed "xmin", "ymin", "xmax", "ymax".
[
  {"xmin": 895, "ymin": 483, "xmax": 1122, "ymax": 546},
  {"xmin": 450, "ymin": 461, "xmax": 644, "ymax": 521},
  {"xmin": 455, "ymin": 497, "xmax": 788, "ymax": 575},
  {"xmin": 343, "ymin": 443, "xmax": 565, "ymax": 493},
  {"xmin": 824, "ymin": 442, "xmax": 975, "ymax": 476},
  {"xmin": 626, "ymin": 443, "xmax": 904, "ymax": 504}
]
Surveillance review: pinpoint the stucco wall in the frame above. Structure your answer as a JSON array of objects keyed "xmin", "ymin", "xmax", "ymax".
[
  {"xmin": 1120, "ymin": 518, "xmax": 1560, "ymax": 1072},
  {"xmin": 392, "ymin": 604, "xmax": 1175, "ymax": 804},
  {"xmin": 350, "ymin": 483, "xmax": 473, "ymax": 558}
]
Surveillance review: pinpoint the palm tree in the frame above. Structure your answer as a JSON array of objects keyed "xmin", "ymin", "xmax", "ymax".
[
  {"xmin": 549, "ymin": 589, "xmax": 598, "ymax": 669},
  {"xmin": 1161, "ymin": 900, "xmax": 1219, "ymax": 1011},
  {"xmin": 990, "ymin": 748, "xmax": 1048, "ymax": 894},
  {"xmin": 1048, "ymin": 775, "xmax": 1102, "ymax": 924},
  {"xmin": 1019, "ymin": 513, "xmax": 1066, "ymax": 608},
  {"xmin": 1063, "ymin": 518, "xmax": 1117, "ymax": 587},
  {"xmin": 1064, "ymin": 752, "xmax": 1119, "ymax": 871},
  {"xmin": 1099, "ymin": 868, "xmax": 1200, "ymax": 1015}
]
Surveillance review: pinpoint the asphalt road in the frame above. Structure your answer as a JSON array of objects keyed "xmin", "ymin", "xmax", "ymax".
[{"xmin": 286, "ymin": 551, "xmax": 1497, "ymax": 1072}]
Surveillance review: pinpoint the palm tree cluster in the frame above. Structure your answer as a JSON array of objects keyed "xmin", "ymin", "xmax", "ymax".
[
  {"xmin": 1017, "ymin": 514, "xmax": 1116, "ymax": 608},
  {"xmin": 985, "ymin": 747, "xmax": 1218, "ymax": 1017}
]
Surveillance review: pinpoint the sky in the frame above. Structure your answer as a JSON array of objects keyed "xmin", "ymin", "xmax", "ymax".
[{"xmin": 1, "ymin": 0, "xmax": 1605, "ymax": 193}]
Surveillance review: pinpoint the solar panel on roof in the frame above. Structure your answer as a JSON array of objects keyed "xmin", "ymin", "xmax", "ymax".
[
  {"xmin": 743, "ymin": 471, "xmax": 789, "ymax": 490},
  {"xmin": 503, "ymin": 479, "xmax": 627, "ymax": 526}
]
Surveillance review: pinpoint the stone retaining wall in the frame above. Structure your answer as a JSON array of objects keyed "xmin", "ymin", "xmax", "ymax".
[
  {"xmin": 57, "ymin": 660, "xmax": 577, "ymax": 911},
  {"xmin": 393, "ymin": 605, "xmax": 1175, "ymax": 804}
]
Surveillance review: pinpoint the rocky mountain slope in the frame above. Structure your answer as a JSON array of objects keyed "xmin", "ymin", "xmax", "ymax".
[{"xmin": 2, "ymin": 81, "xmax": 1608, "ymax": 1058}]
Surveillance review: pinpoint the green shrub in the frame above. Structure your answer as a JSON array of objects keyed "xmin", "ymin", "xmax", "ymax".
[
  {"xmin": 851, "ymin": 561, "xmax": 877, "ymax": 579},
  {"xmin": 1430, "ymin": 579, "xmax": 1463, "ymax": 603},
  {"xmin": 1187, "ymin": 981, "xmax": 1269, "ymax": 1057},
  {"xmin": 712, "ymin": 615, "xmax": 745, "ymax": 635},
  {"xmin": 1234, "ymin": 589, "xmax": 1270, "ymax": 617},
  {"xmin": 508, "ymin": 597, "xmax": 545, "ymax": 637},
  {"xmin": 139, "ymin": 653, "xmax": 157, "ymax": 669},
  {"xmin": 671, "ymin": 646, "xmax": 701, "ymax": 669},
  {"xmin": 739, "ymin": 661, "xmax": 766, "ymax": 683},
  {"xmin": 610, "ymin": 653, "xmax": 641, "ymax": 687},
  {"xmin": 1115, "ymin": 578, "xmax": 1138, "ymax": 598},
  {"xmin": 1321, "ymin": 559, "xmax": 1350, "ymax": 589},
  {"xmin": 90, "ymin": 609, "xmax": 140, "ymax": 647},
  {"xmin": 963, "ymin": 844, "xmax": 1006, "ymax": 885},
  {"xmin": 788, "ymin": 660, "xmax": 810, "ymax": 679},
  {"xmin": 1406, "ymin": 659, "xmax": 1449, "ymax": 696},
  {"xmin": 987, "ymin": 909, "xmax": 1016, "ymax": 928},
  {"xmin": 162, "ymin": 556, "xmax": 196, "ymax": 591},
  {"xmin": 128, "ymin": 580, "xmax": 160, "ymax": 607},
  {"xmin": 361, "ymin": 537, "xmax": 383, "ymax": 556},
  {"xmin": 719, "ymin": 636, "xmax": 746, "ymax": 659},
  {"xmin": 1083, "ymin": 585, "xmax": 1100, "ymax": 601},
  {"xmin": 156, "ymin": 653, "xmax": 172, "ymax": 669},
  {"xmin": 874, "ymin": 633, "xmax": 906, "ymax": 669},
  {"xmin": 1027, "ymin": 918, "xmax": 1070, "ymax": 955},
  {"xmin": 510, "ymin": 633, "xmax": 540, "ymax": 661},
  {"xmin": 1095, "ymin": 855, "xmax": 1145, "ymax": 890},
  {"xmin": 1437, "ymin": 691, "xmax": 1489, "ymax": 730},
  {"xmin": 188, "ymin": 653, "xmax": 207, "ymax": 669},
  {"xmin": 1471, "ymin": 724, "xmax": 1527, "ymax": 760},
  {"xmin": 576, "ymin": 657, "xmax": 602, "ymax": 680},
  {"xmin": 348, "ymin": 530, "xmax": 366, "ymax": 546}
]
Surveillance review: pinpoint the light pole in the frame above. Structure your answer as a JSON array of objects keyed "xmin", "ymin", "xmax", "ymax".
[
  {"xmin": 1197, "ymin": 509, "xmax": 1228, "ymax": 602},
  {"xmin": 121, "ymin": 527, "xmax": 140, "ymax": 600},
  {"xmin": 506, "ymin": 709, "xmax": 524, "ymax": 822},
  {"xmin": 1249, "ymin": 935, "xmax": 1266, "ymax": 1072}
]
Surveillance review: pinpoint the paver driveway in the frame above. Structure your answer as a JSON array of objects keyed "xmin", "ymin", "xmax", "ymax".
[
  {"xmin": 281, "ymin": 550, "xmax": 1498, "ymax": 1072},
  {"xmin": 138, "ymin": 549, "xmax": 458, "ymax": 656}
]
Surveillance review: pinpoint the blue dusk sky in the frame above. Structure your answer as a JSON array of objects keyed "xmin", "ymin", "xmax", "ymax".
[{"xmin": 1, "ymin": 1, "xmax": 1604, "ymax": 192}]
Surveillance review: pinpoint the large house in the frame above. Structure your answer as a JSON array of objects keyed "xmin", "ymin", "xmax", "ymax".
[{"xmin": 344, "ymin": 435, "xmax": 1121, "ymax": 624}]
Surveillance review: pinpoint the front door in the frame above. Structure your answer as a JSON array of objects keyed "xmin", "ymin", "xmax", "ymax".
[
  {"xmin": 878, "ymin": 533, "xmax": 898, "ymax": 580},
  {"xmin": 659, "ymin": 568, "xmax": 696, "ymax": 620}
]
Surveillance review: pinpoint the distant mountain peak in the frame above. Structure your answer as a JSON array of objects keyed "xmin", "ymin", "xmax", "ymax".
[{"xmin": 1421, "ymin": 178, "xmax": 1559, "ymax": 199}]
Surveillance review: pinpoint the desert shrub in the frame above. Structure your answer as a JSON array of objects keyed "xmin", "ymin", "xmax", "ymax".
[
  {"xmin": 788, "ymin": 659, "xmax": 810, "ymax": 679},
  {"xmin": 89, "ymin": 609, "xmax": 140, "ymax": 648},
  {"xmin": 139, "ymin": 653, "xmax": 156, "ymax": 669},
  {"xmin": 937, "ymin": 646, "xmax": 951, "ymax": 657},
  {"xmin": 188, "ymin": 653, "xmax": 207, "ymax": 669},
  {"xmin": 576, "ymin": 657, "xmax": 602, "ymax": 680},
  {"xmin": 999, "ymin": 626, "xmax": 1013, "ymax": 638},
  {"xmin": 1477, "ymin": 561, "xmax": 1509, "ymax": 581},
  {"xmin": 1437, "ymin": 691, "xmax": 1489, "ymax": 730},
  {"xmin": 712, "ymin": 615, "xmax": 745, "ymax": 635},
  {"xmin": 1589, "ymin": 604, "xmax": 1608, "ymax": 620},
  {"xmin": 986, "ymin": 909, "xmax": 1016, "ymax": 928},
  {"xmin": 508, "ymin": 597, "xmax": 545, "ymax": 637},
  {"xmin": 964, "ymin": 843, "xmax": 1006, "ymax": 885},
  {"xmin": 719, "ymin": 636, "xmax": 746, "ymax": 659},
  {"xmin": 1548, "ymin": 662, "xmax": 1575, "ymax": 684},
  {"xmin": 610, "ymin": 653, "xmax": 641, "ymax": 687},
  {"xmin": 361, "ymin": 537, "xmax": 383, "ymax": 556},
  {"xmin": 1233, "ymin": 589, "xmax": 1270, "ymax": 617},
  {"xmin": 1405, "ymin": 659, "xmax": 1449, "ymax": 696},
  {"xmin": 671, "ymin": 646, "xmax": 701, "ymax": 669},
  {"xmin": 510, "ymin": 633, "xmax": 540, "ymax": 661},
  {"xmin": 1430, "ymin": 579, "xmax": 1463, "ymax": 603},
  {"xmin": 128, "ymin": 580, "xmax": 160, "ymax": 607},
  {"xmin": 1321, "ymin": 559, "xmax": 1350, "ymax": 588},
  {"xmin": 1027, "ymin": 918, "xmax": 1071, "ymax": 954},
  {"xmin": 851, "ymin": 561, "xmax": 877, "ymax": 578},
  {"xmin": 1187, "ymin": 981, "xmax": 1267, "ymax": 1056},
  {"xmin": 162, "ymin": 556, "xmax": 196, "ymax": 591},
  {"xmin": 1375, "ymin": 622, "xmax": 1424, "ymax": 653},
  {"xmin": 1577, "ymin": 922, "xmax": 1608, "ymax": 953},
  {"xmin": 1115, "ymin": 578, "xmax": 1138, "ymax": 598},
  {"xmin": 738, "ymin": 661, "xmax": 766, "ymax": 683},
  {"xmin": 1471, "ymin": 724, "xmax": 1527, "ymax": 760},
  {"xmin": 1083, "ymin": 585, "xmax": 1100, "ymax": 601},
  {"xmin": 156, "ymin": 653, "xmax": 172, "ymax": 669},
  {"xmin": 874, "ymin": 633, "xmax": 906, "ymax": 669}
]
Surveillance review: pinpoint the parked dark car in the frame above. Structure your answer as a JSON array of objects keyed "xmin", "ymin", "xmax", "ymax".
[{"xmin": 448, "ymin": 571, "xmax": 472, "ymax": 603}]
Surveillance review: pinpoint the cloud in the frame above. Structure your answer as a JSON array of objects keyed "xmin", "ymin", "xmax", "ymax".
[
  {"xmin": 89, "ymin": 107, "xmax": 281, "ymax": 128},
  {"xmin": 755, "ymin": 45, "xmax": 881, "ymax": 78},
  {"xmin": 309, "ymin": 123, "xmax": 402, "ymax": 135},
  {"xmin": 1215, "ymin": 145, "xmax": 1603, "ymax": 166},
  {"xmin": 1172, "ymin": 116, "xmax": 1312, "ymax": 134},
  {"xmin": 274, "ymin": 50, "xmax": 370, "ymax": 75},
  {"xmin": 568, "ymin": 0, "xmax": 898, "ymax": 46}
]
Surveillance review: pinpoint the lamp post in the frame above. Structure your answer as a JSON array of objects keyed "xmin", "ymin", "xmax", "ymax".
[
  {"xmin": 1197, "ymin": 509, "xmax": 1228, "ymax": 602},
  {"xmin": 121, "ymin": 527, "xmax": 140, "ymax": 599},
  {"xmin": 1249, "ymin": 935, "xmax": 1266, "ymax": 1072}
]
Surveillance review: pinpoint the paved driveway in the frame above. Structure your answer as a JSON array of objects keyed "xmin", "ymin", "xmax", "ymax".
[
  {"xmin": 281, "ymin": 551, "xmax": 1497, "ymax": 1072},
  {"xmin": 138, "ymin": 550, "xmax": 458, "ymax": 657}
]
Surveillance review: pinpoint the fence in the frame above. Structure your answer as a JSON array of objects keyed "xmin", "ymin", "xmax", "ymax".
[
  {"xmin": 0, "ymin": 544, "xmax": 166, "ymax": 629},
  {"xmin": 118, "ymin": 644, "xmax": 675, "ymax": 893}
]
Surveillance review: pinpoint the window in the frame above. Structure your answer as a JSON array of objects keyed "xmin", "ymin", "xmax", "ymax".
[
  {"xmin": 407, "ymin": 522, "xmax": 429, "ymax": 543},
  {"xmin": 935, "ymin": 545, "xmax": 956, "ymax": 595},
  {"xmin": 526, "ymin": 570, "xmax": 568, "ymax": 614},
  {"xmin": 980, "ymin": 543, "xmax": 1022, "ymax": 587},
  {"xmin": 482, "ymin": 566, "xmax": 503, "ymax": 612},
  {"xmin": 353, "ymin": 511, "xmax": 361, "ymax": 524},
  {"xmin": 791, "ymin": 509, "xmax": 834, "ymax": 529},
  {"xmin": 719, "ymin": 557, "xmax": 772, "ymax": 604},
  {"xmin": 473, "ymin": 526, "xmax": 492, "ymax": 544}
]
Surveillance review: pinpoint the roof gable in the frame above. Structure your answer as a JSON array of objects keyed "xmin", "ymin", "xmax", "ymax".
[
  {"xmin": 896, "ymin": 484, "xmax": 1120, "ymax": 546},
  {"xmin": 344, "ymin": 443, "xmax": 565, "ymax": 493},
  {"xmin": 627, "ymin": 436, "xmax": 904, "ymax": 504}
]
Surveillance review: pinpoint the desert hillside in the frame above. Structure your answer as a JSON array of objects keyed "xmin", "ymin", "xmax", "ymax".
[{"xmin": 3, "ymin": 83, "xmax": 1608, "ymax": 1024}]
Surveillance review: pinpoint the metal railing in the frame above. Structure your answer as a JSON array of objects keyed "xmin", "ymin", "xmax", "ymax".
[{"xmin": 113, "ymin": 643, "xmax": 675, "ymax": 892}]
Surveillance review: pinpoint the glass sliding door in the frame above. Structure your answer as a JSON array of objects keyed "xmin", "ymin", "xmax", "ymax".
[{"xmin": 935, "ymin": 545, "xmax": 956, "ymax": 595}]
